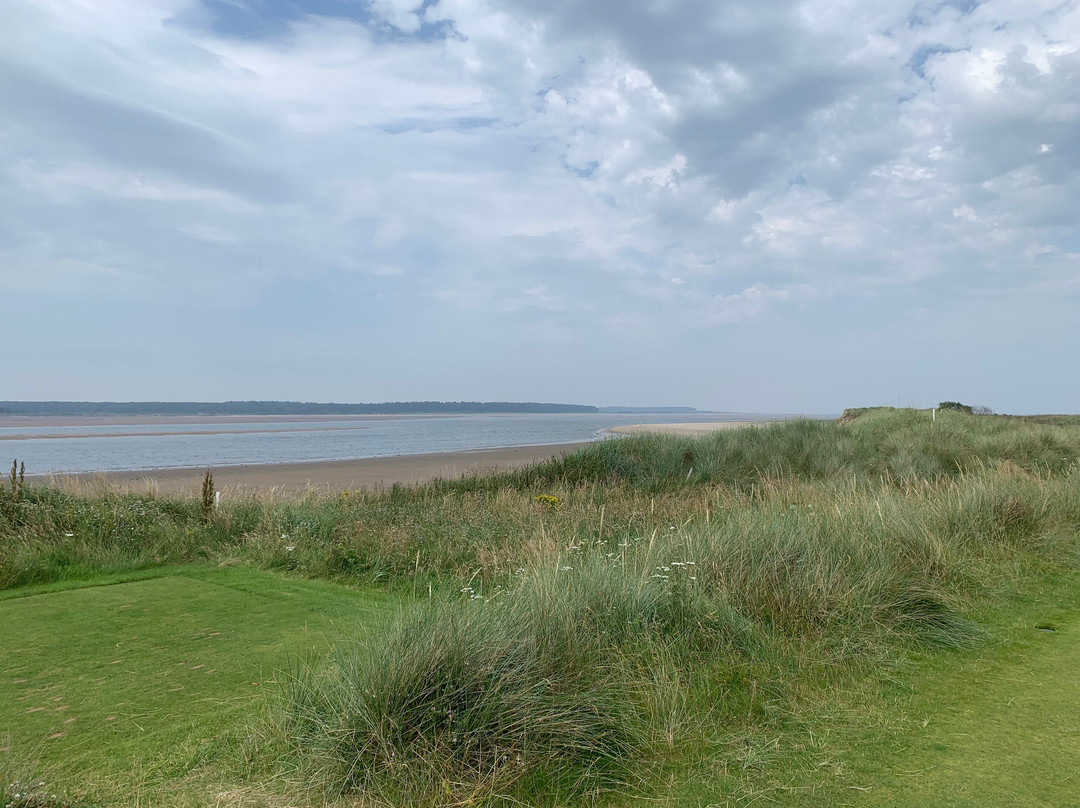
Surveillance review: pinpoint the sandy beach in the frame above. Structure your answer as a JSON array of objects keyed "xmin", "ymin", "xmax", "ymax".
[
  {"xmin": 34, "ymin": 442, "xmax": 589, "ymax": 496},
  {"xmin": 605, "ymin": 421, "xmax": 768, "ymax": 436}
]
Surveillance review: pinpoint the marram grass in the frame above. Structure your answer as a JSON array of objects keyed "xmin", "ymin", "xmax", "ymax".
[{"xmin": 270, "ymin": 472, "xmax": 1080, "ymax": 804}]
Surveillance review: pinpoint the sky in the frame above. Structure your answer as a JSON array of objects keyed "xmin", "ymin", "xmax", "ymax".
[{"xmin": 1, "ymin": 0, "xmax": 1078, "ymax": 414}]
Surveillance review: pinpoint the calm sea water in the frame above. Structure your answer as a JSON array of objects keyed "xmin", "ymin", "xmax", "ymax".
[{"xmin": 4, "ymin": 413, "xmax": 782, "ymax": 475}]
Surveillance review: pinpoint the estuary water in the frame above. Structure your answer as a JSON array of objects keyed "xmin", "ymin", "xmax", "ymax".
[{"xmin": 2, "ymin": 413, "xmax": 778, "ymax": 475}]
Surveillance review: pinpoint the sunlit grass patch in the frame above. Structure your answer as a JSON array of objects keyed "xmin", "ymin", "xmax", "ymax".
[{"xmin": 0, "ymin": 566, "xmax": 396, "ymax": 806}]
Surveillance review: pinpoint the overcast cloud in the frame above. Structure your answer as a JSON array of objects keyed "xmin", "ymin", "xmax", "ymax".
[{"xmin": 2, "ymin": 0, "xmax": 1078, "ymax": 413}]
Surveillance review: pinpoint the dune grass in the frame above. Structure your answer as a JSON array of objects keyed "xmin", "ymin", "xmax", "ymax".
[
  {"xmin": 3, "ymin": 408, "xmax": 1080, "ymax": 806},
  {"xmin": 266, "ymin": 467, "xmax": 1080, "ymax": 805}
]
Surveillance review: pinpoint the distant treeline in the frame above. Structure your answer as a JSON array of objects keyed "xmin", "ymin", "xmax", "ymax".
[{"xmin": 0, "ymin": 401, "xmax": 599, "ymax": 416}]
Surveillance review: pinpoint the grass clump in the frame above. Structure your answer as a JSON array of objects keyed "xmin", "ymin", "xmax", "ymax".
[
  {"xmin": 683, "ymin": 497, "xmax": 973, "ymax": 649},
  {"xmin": 1, "ymin": 779, "xmax": 89, "ymax": 808},
  {"xmin": 279, "ymin": 574, "xmax": 650, "ymax": 805},
  {"xmin": 275, "ymin": 554, "xmax": 761, "ymax": 805}
]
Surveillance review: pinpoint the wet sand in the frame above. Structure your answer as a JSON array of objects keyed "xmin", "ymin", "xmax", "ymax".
[
  {"xmin": 33, "ymin": 443, "xmax": 589, "ymax": 497},
  {"xmin": 605, "ymin": 421, "xmax": 768, "ymax": 436}
]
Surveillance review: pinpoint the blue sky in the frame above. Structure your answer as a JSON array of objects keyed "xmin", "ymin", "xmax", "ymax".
[{"xmin": 2, "ymin": 0, "xmax": 1078, "ymax": 413}]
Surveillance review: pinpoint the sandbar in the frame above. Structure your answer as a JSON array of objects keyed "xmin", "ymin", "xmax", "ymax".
[
  {"xmin": 35, "ymin": 442, "xmax": 589, "ymax": 497},
  {"xmin": 605, "ymin": 421, "xmax": 769, "ymax": 436}
]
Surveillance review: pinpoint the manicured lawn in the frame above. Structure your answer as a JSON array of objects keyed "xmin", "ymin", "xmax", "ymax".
[
  {"xmin": 857, "ymin": 580, "xmax": 1080, "ymax": 807},
  {"xmin": 0, "ymin": 565, "xmax": 397, "ymax": 804}
]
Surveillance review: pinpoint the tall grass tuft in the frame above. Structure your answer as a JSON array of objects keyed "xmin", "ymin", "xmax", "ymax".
[
  {"xmin": 201, "ymin": 469, "xmax": 215, "ymax": 524},
  {"xmin": 2, "ymin": 458, "xmax": 26, "ymax": 521},
  {"xmin": 9, "ymin": 458, "xmax": 26, "ymax": 501},
  {"xmin": 277, "ymin": 567, "xmax": 658, "ymax": 805}
]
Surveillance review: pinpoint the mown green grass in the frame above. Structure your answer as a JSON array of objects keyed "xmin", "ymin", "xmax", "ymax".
[
  {"xmin": 861, "ymin": 575, "xmax": 1080, "ymax": 807},
  {"xmin": 878, "ymin": 611, "xmax": 1080, "ymax": 806},
  {"xmin": 0, "ymin": 566, "xmax": 397, "ymax": 806},
  {"xmin": 2, "ymin": 408, "xmax": 1080, "ymax": 806}
]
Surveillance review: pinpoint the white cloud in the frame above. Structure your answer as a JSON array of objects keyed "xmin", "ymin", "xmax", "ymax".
[
  {"xmin": 369, "ymin": 0, "xmax": 425, "ymax": 33},
  {"xmin": 1, "ymin": 0, "xmax": 1079, "ymax": 411}
]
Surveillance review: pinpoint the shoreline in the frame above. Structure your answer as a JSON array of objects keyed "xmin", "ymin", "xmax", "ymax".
[
  {"xmin": 32, "ymin": 442, "xmax": 590, "ymax": 496},
  {"xmin": 21, "ymin": 421, "xmax": 778, "ymax": 496}
]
